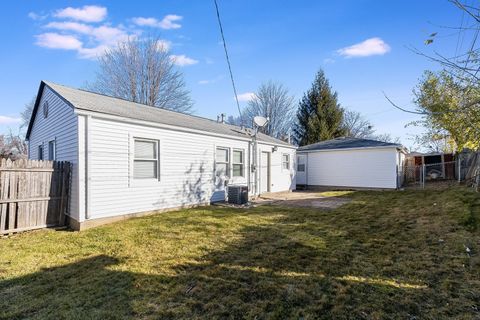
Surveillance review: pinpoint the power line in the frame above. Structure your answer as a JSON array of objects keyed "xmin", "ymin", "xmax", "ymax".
[
  {"xmin": 455, "ymin": 6, "xmax": 465, "ymax": 57},
  {"xmin": 213, "ymin": 0, "xmax": 243, "ymax": 123}
]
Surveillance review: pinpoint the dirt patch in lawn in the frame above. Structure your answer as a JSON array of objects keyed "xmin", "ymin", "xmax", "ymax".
[{"xmin": 257, "ymin": 190, "xmax": 352, "ymax": 209}]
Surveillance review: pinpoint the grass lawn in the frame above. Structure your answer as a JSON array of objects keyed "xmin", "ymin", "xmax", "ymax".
[{"xmin": 1, "ymin": 187, "xmax": 479, "ymax": 319}]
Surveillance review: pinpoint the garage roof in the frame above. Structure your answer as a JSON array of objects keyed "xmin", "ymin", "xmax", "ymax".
[{"xmin": 297, "ymin": 137, "xmax": 402, "ymax": 152}]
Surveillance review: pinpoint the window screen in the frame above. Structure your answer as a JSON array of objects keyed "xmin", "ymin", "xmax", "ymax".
[
  {"xmin": 133, "ymin": 139, "xmax": 158, "ymax": 179},
  {"xmin": 215, "ymin": 147, "xmax": 229, "ymax": 177},
  {"xmin": 232, "ymin": 149, "xmax": 244, "ymax": 177},
  {"xmin": 48, "ymin": 140, "xmax": 55, "ymax": 160},
  {"xmin": 282, "ymin": 154, "xmax": 290, "ymax": 170},
  {"xmin": 38, "ymin": 145, "xmax": 44, "ymax": 160}
]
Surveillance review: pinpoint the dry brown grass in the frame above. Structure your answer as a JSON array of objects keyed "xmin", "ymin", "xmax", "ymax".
[{"xmin": 0, "ymin": 187, "xmax": 479, "ymax": 319}]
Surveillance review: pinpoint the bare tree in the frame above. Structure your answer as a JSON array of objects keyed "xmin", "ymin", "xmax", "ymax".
[
  {"xmin": 226, "ymin": 115, "xmax": 242, "ymax": 126},
  {"xmin": 373, "ymin": 133, "xmax": 402, "ymax": 144},
  {"xmin": 408, "ymin": 127, "xmax": 455, "ymax": 153},
  {"xmin": 89, "ymin": 37, "xmax": 194, "ymax": 114},
  {"xmin": 388, "ymin": 1, "xmax": 480, "ymax": 112},
  {"xmin": 0, "ymin": 132, "xmax": 27, "ymax": 160},
  {"xmin": 416, "ymin": 0, "xmax": 480, "ymax": 84},
  {"xmin": 20, "ymin": 96, "xmax": 36, "ymax": 131},
  {"xmin": 239, "ymin": 81, "xmax": 295, "ymax": 139},
  {"xmin": 342, "ymin": 110, "xmax": 375, "ymax": 138}
]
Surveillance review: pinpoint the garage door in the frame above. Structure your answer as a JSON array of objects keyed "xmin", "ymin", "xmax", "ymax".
[{"xmin": 304, "ymin": 148, "xmax": 397, "ymax": 189}]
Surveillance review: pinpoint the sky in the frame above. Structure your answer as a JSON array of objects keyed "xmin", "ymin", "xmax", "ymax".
[{"xmin": 0, "ymin": 1, "xmax": 466, "ymax": 149}]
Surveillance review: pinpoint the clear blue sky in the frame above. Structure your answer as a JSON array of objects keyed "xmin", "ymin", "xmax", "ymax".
[{"xmin": 0, "ymin": 1, "xmax": 463, "ymax": 148}]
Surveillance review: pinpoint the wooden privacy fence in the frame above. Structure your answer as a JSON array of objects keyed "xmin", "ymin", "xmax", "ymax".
[{"xmin": 0, "ymin": 159, "xmax": 71, "ymax": 235}]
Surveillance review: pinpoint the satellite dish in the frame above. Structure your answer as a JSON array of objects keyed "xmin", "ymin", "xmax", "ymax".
[{"xmin": 253, "ymin": 116, "xmax": 268, "ymax": 127}]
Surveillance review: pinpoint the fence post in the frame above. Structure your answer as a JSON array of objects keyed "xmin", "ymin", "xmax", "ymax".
[
  {"xmin": 458, "ymin": 156, "xmax": 461, "ymax": 183},
  {"xmin": 422, "ymin": 164, "xmax": 426, "ymax": 189}
]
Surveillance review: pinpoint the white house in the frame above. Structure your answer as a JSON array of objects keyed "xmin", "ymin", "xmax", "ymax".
[
  {"xmin": 296, "ymin": 137, "xmax": 406, "ymax": 189},
  {"xmin": 26, "ymin": 81, "xmax": 296, "ymax": 230}
]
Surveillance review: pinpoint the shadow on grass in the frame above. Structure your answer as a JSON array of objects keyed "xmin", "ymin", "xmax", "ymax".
[
  {"xmin": 0, "ymin": 255, "xmax": 137, "ymax": 319},
  {"xmin": 1, "ymin": 195, "xmax": 478, "ymax": 319}
]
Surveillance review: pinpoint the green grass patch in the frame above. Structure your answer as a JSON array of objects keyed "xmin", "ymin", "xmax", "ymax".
[{"xmin": 0, "ymin": 187, "xmax": 479, "ymax": 319}]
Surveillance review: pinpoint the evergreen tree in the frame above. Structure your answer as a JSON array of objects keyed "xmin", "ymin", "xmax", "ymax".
[{"xmin": 293, "ymin": 69, "xmax": 345, "ymax": 146}]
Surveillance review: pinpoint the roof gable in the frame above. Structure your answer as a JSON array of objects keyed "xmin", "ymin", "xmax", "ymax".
[{"xmin": 25, "ymin": 81, "xmax": 75, "ymax": 140}]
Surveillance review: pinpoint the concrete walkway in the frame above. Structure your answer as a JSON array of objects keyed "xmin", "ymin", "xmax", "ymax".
[{"xmin": 255, "ymin": 191, "xmax": 351, "ymax": 209}]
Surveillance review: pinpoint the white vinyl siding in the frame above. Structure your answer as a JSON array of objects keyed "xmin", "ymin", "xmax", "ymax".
[
  {"xmin": 232, "ymin": 149, "xmax": 244, "ymax": 177},
  {"xmin": 257, "ymin": 143, "xmax": 296, "ymax": 193},
  {"xmin": 300, "ymin": 148, "xmax": 399, "ymax": 189},
  {"xmin": 88, "ymin": 118, "xmax": 252, "ymax": 218},
  {"xmin": 28, "ymin": 86, "xmax": 79, "ymax": 220},
  {"xmin": 27, "ymin": 84, "xmax": 297, "ymax": 225}
]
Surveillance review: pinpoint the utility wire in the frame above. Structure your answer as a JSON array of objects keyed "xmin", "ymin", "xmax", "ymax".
[{"xmin": 213, "ymin": 0, "xmax": 243, "ymax": 124}]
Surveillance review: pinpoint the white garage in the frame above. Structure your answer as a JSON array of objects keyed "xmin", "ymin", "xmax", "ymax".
[{"xmin": 296, "ymin": 137, "xmax": 407, "ymax": 189}]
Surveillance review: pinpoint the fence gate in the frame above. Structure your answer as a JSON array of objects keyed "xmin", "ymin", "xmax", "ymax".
[{"xmin": 0, "ymin": 159, "xmax": 71, "ymax": 235}]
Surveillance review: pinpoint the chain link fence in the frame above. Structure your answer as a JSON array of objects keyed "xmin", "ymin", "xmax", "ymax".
[{"xmin": 399, "ymin": 152, "xmax": 480, "ymax": 190}]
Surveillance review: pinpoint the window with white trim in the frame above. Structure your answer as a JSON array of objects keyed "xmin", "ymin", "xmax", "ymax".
[
  {"xmin": 282, "ymin": 153, "xmax": 290, "ymax": 170},
  {"xmin": 133, "ymin": 139, "xmax": 159, "ymax": 179},
  {"xmin": 215, "ymin": 147, "xmax": 229, "ymax": 177},
  {"xmin": 38, "ymin": 145, "xmax": 44, "ymax": 160},
  {"xmin": 297, "ymin": 156, "xmax": 306, "ymax": 172},
  {"xmin": 232, "ymin": 149, "xmax": 244, "ymax": 177},
  {"xmin": 48, "ymin": 140, "xmax": 56, "ymax": 160}
]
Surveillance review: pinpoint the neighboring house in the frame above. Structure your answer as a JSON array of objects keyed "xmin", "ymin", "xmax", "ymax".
[
  {"xmin": 26, "ymin": 81, "xmax": 296, "ymax": 230},
  {"xmin": 296, "ymin": 137, "xmax": 406, "ymax": 189}
]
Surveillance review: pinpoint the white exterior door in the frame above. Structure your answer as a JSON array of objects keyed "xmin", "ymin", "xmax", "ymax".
[
  {"xmin": 260, "ymin": 151, "xmax": 270, "ymax": 193},
  {"xmin": 296, "ymin": 154, "xmax": 307, "ymax": 185}
]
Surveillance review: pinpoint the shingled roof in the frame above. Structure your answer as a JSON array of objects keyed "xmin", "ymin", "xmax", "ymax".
[
  {"xmin": 27, "ymin": 81, "xmax": 294, "ymax": 147},
  {"xmin": 297, "ymin": 137, "xmax": 402, "ymax": 152}
]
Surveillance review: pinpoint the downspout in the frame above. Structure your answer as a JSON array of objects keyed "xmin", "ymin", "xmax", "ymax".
[
  {"xmin": 253, "ymin": 129, "xmax": 259, "ymax": 196},
  {"xmin": 247, "ymin": 141, "xmax": 251, "ymax": 198},
  {"xmin": 85, "ymin": 115, "xmax": 91, "ymax": 220}
]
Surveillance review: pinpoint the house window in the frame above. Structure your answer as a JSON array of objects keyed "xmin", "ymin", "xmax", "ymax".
[
  {"xmin": 282, "ymin": 154, "xmax": 290, "ymax": 170},
  {"xmin": 215, "ymin": 147, "xmax": 229, "ymax": 177},
  {"xmin": 43, "ymin": 101, "xmax": 49, "ymax": 118},
  {"xmin": 297, "ymin": 163, "xmax": 305, "ymax": 172},
  {"xmin": 38, "ymin": 145, "xmax": 44, "ymax": 160},
  {"xmin": 48, "ymin": 140, "xmax": 56, "ymax": 160},
  {"xmin": 232, "ymin": 149, "xmax": 244, "ymax": 177},
  {"xmin": 133, "ymin": 139, "xmax": 159, "ymax": 179}
]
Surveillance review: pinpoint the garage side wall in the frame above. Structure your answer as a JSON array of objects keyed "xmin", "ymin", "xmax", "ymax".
[{"xmin": 303, "ymin": 148, "xmax": 398, "ymax": 189}]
